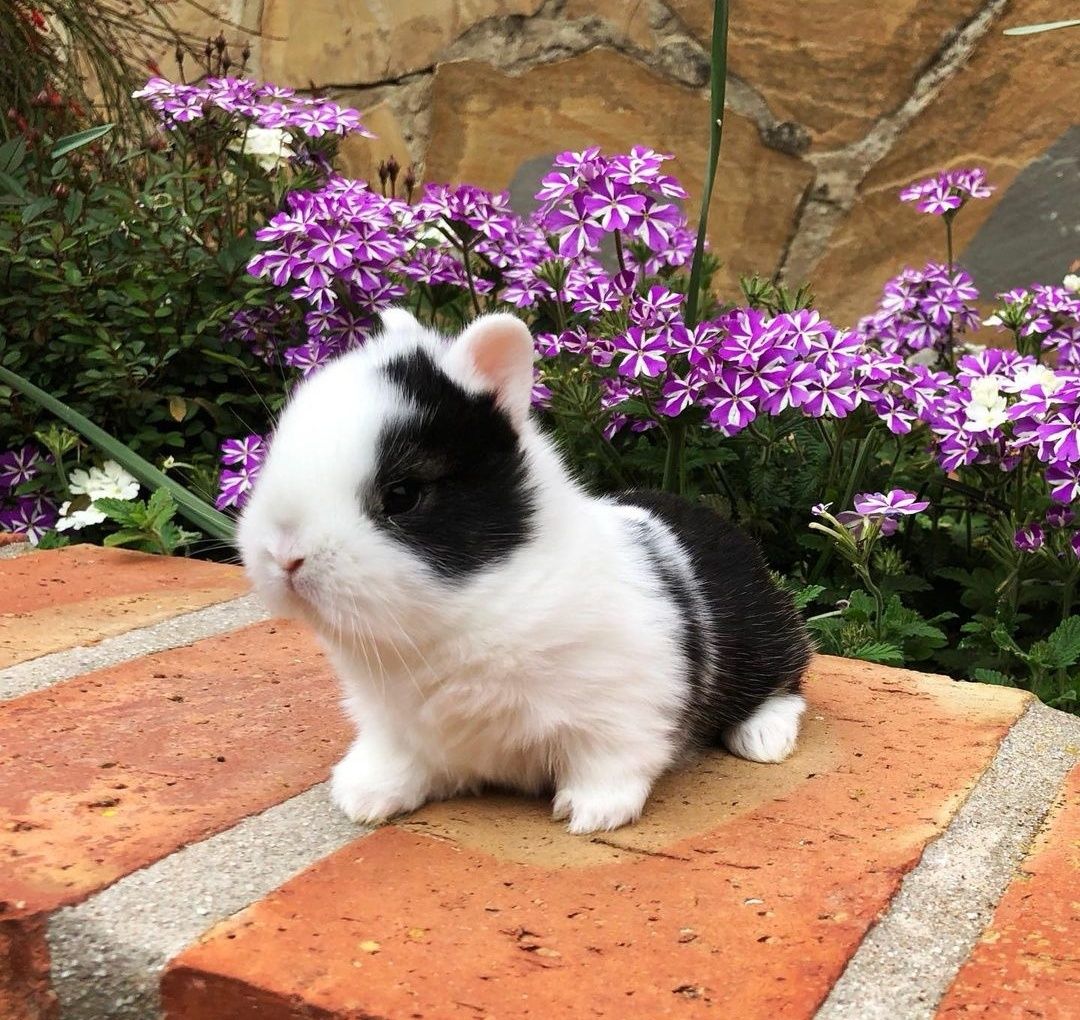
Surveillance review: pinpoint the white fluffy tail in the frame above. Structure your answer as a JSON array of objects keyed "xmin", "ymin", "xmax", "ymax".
[{"xmin": 724, "ymin": 693, "xmax": 806, "ymax": 763}]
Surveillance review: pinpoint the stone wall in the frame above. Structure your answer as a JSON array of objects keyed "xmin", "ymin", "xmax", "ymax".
[{"xmin": 161, "ymin": 0, "xmax": 1078, "ymax": 324}]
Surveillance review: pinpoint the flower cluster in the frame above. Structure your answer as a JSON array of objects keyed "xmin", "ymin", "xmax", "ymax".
[
  {"xmin": 898, "ymin": 168, "xmax": 994, "ymax": 216},
  {"xmin": 216, "ymin": 435, "xmax": 268, "ymax": 510},
  {"xmin": 56, "ymin": 461, "xmax": 141, "ymax": 532},
  {"xmin": 133, "ymin": 77, "xmax": 373, "ymax": 139},
  {"xmin": 0, "ymin": 444, "xmax": 56, "ymax": 543},
  {"xmin": 856, "ymin": 262, "xmax": 981, "ymax": 360}
]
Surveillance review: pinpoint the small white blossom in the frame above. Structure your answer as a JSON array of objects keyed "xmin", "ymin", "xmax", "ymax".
[
  {"xmin": 982, "ymin": 313, "xmax": 1004, "ymax": 327},
  {"xmin": 68, "ymin": 461, "xmax": 140, "ymax": 501},
  {"xmin": 233, "ymin": 126, "xmax": 294, "ymax": 171},
  {"xmin": 1064, "ymin": 273, "xmax": 1080, "ymax": 294},
  {"xmin": 964, "ymin": 376, "xmax": 1008, "ymax": 432},
  {"xmin": 1004, "ymin": 363, "xmax": 1063, "ymax": 394},
  {"xmin": 55, "ymin": 501, "xmax": 108, "ymax": 532}
]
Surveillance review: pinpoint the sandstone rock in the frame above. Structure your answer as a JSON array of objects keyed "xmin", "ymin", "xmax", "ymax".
[
  {"xmin": 810, "ymin": 0, "xmax": 1080, "ymax": 324},
  {"xmin": 562, "ymin": 0, "xmax": 660, "ymax": 52},
  {"xmin": 425, "ymin": 49, "xmax": 813, "ymax": 298},
  {"xmin": 668, "ymin": 0, "xmax": 984, "ymax": 146},
  {"xmin": 260, "ymin": 0, "xmax": 544, "ymax": 88}
]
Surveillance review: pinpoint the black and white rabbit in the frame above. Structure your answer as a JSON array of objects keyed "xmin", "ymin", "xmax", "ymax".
[{"xmin": 239, "ymin": 309, "xmax": 812, "ymax": 834}]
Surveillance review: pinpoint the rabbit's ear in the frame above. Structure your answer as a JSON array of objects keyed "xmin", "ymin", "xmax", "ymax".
[
  {"xmin": 377, "ymin": 306, "xmax": 424, "ymax": 337},
  {"xmin": 445, "ymin": 314, "xmax": 536, "ymax": 426}
]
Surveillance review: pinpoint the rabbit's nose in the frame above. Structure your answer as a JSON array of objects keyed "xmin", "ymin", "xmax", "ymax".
[{"xmin": 280, "ymin": 555, "xmax": 305, "ymax": 576}]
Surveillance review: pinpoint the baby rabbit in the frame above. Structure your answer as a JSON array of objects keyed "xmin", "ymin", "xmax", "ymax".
[{"xmin": 239, "ymin": 309, "xmax": 812, "ymax": 834}]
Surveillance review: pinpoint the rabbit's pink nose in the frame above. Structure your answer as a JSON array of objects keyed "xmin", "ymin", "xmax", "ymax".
[{"xmin": 280, "ymin": 555, "xmax": 305, "ymax": 576}]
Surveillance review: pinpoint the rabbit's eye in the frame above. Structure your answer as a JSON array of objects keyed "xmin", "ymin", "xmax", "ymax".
[{"xmin": 382, "ymin": 479, "xmax": 424, "ymax": 517}]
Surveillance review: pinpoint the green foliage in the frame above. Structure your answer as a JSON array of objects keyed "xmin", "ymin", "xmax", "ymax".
[
  {"xmin": 0, "ymin": 109, "xmax": 317, "ymax": 538},
  {"xmin": 94, "ymin": 488, "xmax": 198, "ymax": 555}
]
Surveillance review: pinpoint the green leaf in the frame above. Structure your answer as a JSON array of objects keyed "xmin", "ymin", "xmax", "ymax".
[
  {"xmin": 50, "ymin": 124, "xmax": 116, "ymax": 159},
  {"xmin": 791, "ymin": 583, "xmax": 825, "ymax": 611},
  {"xmin": 104, "ymin": 528, "xmax": 153, "ymax": 549},
  {"xmin": 144, "ymin": 488, "xmax": 178, "ymax": 530},
  {"xmin": 973, "ymin": 668, "xmax": 1016, "ymax": 687},
  {"xmin": 0, "ymin": 364, "xmax": 234, "ymax": 542},
  {"xmin": 21, "ymin": 196, "xmax": 56, "ymax": 225},
  {"xmin": 1045, "ymin": 616, "xmax": 1080, "ymax": 669},
  {"xmin": 93, "ymin": 497, "xmax": 143, "ymax": 527},
  {"xmin": 850, "ymin": 642, "xmax": 904, "ymax": 666},
  {"xmin": 0, "ymin": 137, "xmax": 27, "ymax": 175}
]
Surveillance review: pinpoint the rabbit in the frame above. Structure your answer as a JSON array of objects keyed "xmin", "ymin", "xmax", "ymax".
[{"xmin": 238, "ymin": 308, "xmax": 813, "ymax": 834}]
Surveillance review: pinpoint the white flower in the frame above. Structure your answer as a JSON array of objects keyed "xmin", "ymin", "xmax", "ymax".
[
  {"xmin": 1064, "ymin": 273, "xmax": 1080, "ymax": 294},
  {"xmin": 964, "ymin": 376, "xmax": 1008, "ymax": 432},
  {"xmin": 232, "ymin": 126, "xmax": 294, "ymax": 171},
  {"xmin": 68, "ymin": 461, "xmax": 140, "ymax": 501},
  {"xmin": 55, "ymin": 501, "xmax": 108, "ymax": 532},
  {"xmin": 982, "ymin": 313, "xmax": 1004, "ymax": 327},
  {"xmin": 1005, "ymin": 363, "xmax": 1064, "ymax": 394}
]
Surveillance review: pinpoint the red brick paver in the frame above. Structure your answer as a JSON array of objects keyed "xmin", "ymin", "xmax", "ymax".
[
  {"xmin": 0, "ymin": 619, "xmax": 348, "ymax": 1019},
  {"xmin": 938, "ymin": 761, "xmax": 1080, "ymax": 1019},
  {"xmin": 163, "ymin": 658, "xmax": 1029, "ymax": 1020},
  {"xmin": 0, "ymin": 545, "xmax": 249, "ymax": 668}
]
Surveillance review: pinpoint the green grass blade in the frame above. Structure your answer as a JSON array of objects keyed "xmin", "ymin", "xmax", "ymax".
[
  {"xmin": 1003, "ymin": 19, "xmax": 1080, "ymax": 35},
  {"xmin": 664, "ymin": 0, "xmax": 728, "ymax": 495},
  {"xmin": 684, "ymin": 0, "xmax": 728, "ymax": 330},
  {"xmin": 0, "ymin": 365, "xmax": 235, "ymax": 542}
]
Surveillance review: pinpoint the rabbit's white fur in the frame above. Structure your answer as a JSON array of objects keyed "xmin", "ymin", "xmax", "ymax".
[
  {"xmin": 239, "ymin": 310, "xmax": 802, "ymax": 833},
  {"xmin": 238, "ymin": 313, "xmax": 699, "ymax": 838}
]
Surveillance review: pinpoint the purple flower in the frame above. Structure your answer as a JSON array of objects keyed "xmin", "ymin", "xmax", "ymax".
[
  {"xmin": 581, "ymin": 177, "xmax": 647, "ymax": 232},
  {"xmin": 811, "ymin": 502, "xmax": 832, "ymax": 516},
  {"xmin": 1013, "ymin": 523, "xmax": 1045, "ymax": 553},
  {"xmin": 899, "ymin": 168, "xmax": 994, "ymax": 215},
  {"xmin": 220, "ymin": 434, "xmax": 267, "ymax": 470},
  {"xmin": 613, "ymin": 327, "xmax": 668, "ymax": 378},
  {"xmin": 704, "ymin": 368, "xmax": 759, "ymax": 435},
  {"xmin": 854, "ymin": 489, "xmax": 930, "ymax": 516},
  {"xmin": 836, "ymin": 510, "xmax": 899, "ymax": 539},
  {"xmin": 1046, "ymin": 506, "xmax": 1075, "ymax": 529},
  {"xmin": 1036, "ymin": 406, "xmax": 1080, "ymax": 464},
  {"xmin": 802, "ymin": 370, "xmax": 860, "ymax": 418},
  {"xmin": 658, "ymin": 374, "xmax": 702, "ymax": 417},
  {"xmin": 545, "ymin": 194, "xmax": 605, "ymax": 258},
  {"xmin": 1046, "ymin": 462, "xmax": 1080, "ymax": 505},
  {"xmin": 0, "ymin": 445, "xmax": 42, "ymax": 492},
  {"xmin": 0, "ymin": 495, "xmax": 58, "ymax": 543}
]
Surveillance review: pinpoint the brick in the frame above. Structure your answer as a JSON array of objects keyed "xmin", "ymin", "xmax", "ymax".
[
  {"xmin": 0, "ymin": 616, "xmax": 349, "ymax": 1020},
  {"xmin": 163, "ymin": 656, "xmax": 1028, "ymax": 1020},
  {"xmin": 0, "ymin": 546, "xmax": 249, "ymax": 669},
  {"xmin": 937, "ymin": 761, "xmax": 1080, "ymax": 1019}
]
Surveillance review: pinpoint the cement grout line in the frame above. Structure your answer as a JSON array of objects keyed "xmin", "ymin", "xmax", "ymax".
[
  {"xmin": 814, "ymin": 699, "xmax": 1080, "ymax": 1020},
  {"xmin": 0, "ymin": 594, "xmax": 269, "ymax": 702},
  {"xmin": 48, "ymin": 782, "xmax": 368, "ymax": 1020}
]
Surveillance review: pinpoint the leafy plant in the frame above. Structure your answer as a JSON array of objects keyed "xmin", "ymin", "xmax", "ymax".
[{"xmin": 94, "ymin": 488, "xmax": 197, "ymax": 554}]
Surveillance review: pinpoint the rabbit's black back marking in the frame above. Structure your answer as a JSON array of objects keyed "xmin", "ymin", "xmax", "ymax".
[
  {"xmin": 616, "ymin": 490, "xmax": 812, "ymax": 746},
  {"xmin": 371, "ymin": 348, "xmax": 536, "ymax": 580}
]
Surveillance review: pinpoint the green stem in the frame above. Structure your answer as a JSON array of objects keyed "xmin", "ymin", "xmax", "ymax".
[
  {"xmin": 684, "ymin": 0, "xmax": 728, "ymax": 330},
  {"xmin": 613, "ymin": 229, "xmax": 628, "ymax": 277},
  {"xmin": 460, "ymin": 240, "xmax": 482, "ymax": 317},
  {"xmin": 662, "ymin": 422, "xmax": 686, "ymax": 494}
]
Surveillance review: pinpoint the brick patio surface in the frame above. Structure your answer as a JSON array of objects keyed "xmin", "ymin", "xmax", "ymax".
[{"xmin": 1, "ymin": 544, "xmax": 1077, "ymax": 1019}]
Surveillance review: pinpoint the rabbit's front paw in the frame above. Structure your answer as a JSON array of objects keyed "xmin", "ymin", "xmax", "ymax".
[
  {"xmin": 552, "ymin": 778, "xmax": 650, "ymax": 835},
  {"xmin": 330, "ymin": 745, "xmax": 429, "ymax": 825}
]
